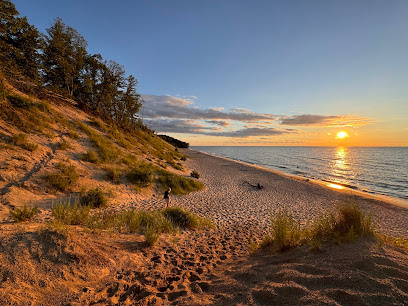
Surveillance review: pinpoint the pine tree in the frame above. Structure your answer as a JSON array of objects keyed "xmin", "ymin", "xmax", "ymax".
[
  {"xmin": 0, "ymin": 0, "xmax": 40, "ymax": 80},
  {"xmin": 41, "ymin": 17, "xmax": 87, "ymax": 96}
]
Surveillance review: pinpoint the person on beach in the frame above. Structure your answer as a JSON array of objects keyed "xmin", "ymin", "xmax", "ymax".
[{"xmin": 164, "ymin": 187, "xmax": 171, "ymax": 207}]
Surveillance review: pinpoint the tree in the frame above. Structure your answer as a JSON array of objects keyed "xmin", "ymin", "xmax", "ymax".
[
  {"xmin": 0, "ymin": 0, "xmax": 40, "ymax": 80},
  {"xmin": 41, "ymin": 17, "xmax": 87, "ymax": 96},
  {"xmin": 119, "ymin": 75, "xmax": 142, "ymax": 128}
]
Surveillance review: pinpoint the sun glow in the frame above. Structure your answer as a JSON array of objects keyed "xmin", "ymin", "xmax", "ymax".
[{"xmin": 336, "ymin": 131, "xmax": 349, "ymax": 139}]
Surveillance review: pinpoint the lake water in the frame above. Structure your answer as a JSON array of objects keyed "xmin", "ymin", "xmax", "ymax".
[{"xmin": 191, "ymin": 146, "xmax": 408, "ymax": 203}]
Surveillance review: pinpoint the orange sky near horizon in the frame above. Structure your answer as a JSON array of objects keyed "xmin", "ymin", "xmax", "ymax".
[{"xmin": 173, "ymin": 124, "xmax": 408, "ymax": 147}]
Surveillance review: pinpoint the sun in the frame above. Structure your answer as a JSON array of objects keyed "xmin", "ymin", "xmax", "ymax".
[{"xmin": 336, "ymin": 131, "xmax": 349, "ymax": 139}]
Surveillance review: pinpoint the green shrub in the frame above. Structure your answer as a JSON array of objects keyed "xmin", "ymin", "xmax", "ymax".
[
  {"xmin": 51, "ymin": 199, "xmax": 90, "ymax": 225},
  {"xmin": 156, "ymin": 169, "xmax": 204, "ymax": 196},
  {"xmin": 9, "ymin": 205, "xmax": 38, "ymax": 222},
  {"xmin": 45, "ymin": 162, "xmax": 79, "ymax": 191},
  {"xmin": 190, "ymin": 170, "xmax": 200, "ymax": 179},
  {"xmin": 11, "ymin": 133, "xmax": 38, "ymax": 151},
  {"xmin": 126, "ymin": 163, "xmax": 154, "ymax": 187},
  {"xmin": 80, "ymin": 188, "xmax": 108, "ymax": 208},
  {"xmin": 80, "ymin": 150, "xmax": 99, "ymax": 163}
]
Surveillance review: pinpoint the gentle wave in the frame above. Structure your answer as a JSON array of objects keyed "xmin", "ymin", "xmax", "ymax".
[{"xmin": 192, "ymin": 146, "xmax": 408, "ymax": 202}]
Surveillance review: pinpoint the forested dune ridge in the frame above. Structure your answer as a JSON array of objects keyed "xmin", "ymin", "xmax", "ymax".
[{"xmin": 1, "ymin": 0, "xmax": 142, "ymax": 130}]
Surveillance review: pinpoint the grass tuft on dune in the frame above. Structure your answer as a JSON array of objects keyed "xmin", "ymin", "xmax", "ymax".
[{"xmin": 259, "ymin": 202, "xmax": 375, "ymax": 252}]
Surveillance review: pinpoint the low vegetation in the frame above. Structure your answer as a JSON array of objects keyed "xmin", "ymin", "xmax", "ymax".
[
  {"xmin": 190, "ymin": 170, "xmax": 200, "ymax": 179},
  {"xmin": 67, "ymin": 130, "xmax": 80, "ymax": 139},
  {"xmin": 45, "ymin": 162, "xmax": 79, "ymax": 191},
  {"xmin": 58, "ymin": 139, "xmax": 70, "ymax": 150},
  {"xmin": 51, "ymin": 200, "xmax": 211, "ymax": 246},
  {"xmin": 80, "ymin": 188, "xmax": 108, "ymax": 208},
  {"xmin": 126, "ymin": 163, "xmax": 154, "ymax": 187},
  {"xmin": 104, "ymin": 166, "xmax": 123, "ymax": 184},
  {"xmin": 80, "ymin": 149, "xmax": 99, "ymax": 163},
  {"xmin": 257, "ymin": 203, "xmax": 374, "ymax": 252},
  {"xmin": 156, "ymin": 168, "xmax": 204, "ymax": 196},
  {"xmin": 51, "ymin": 200, "xmax": 90, "ymax": 225},
  {"xmin": 7, "ymin": 94, "xmax": 35, "ymax": 109},
  {"xmin": 9, "ymin": 204, "xmax": 38, "ymax": 222},
  {"xmin": 11, "ymin": 133, "xmax": 38, "ymax": 151},
  {"xmin": 77, "ymin": 121, "xmax": 122, "ymax": 162},
  {"xmin": 162, "ymin": 207, "xmax": 213, "ymax": 229}
]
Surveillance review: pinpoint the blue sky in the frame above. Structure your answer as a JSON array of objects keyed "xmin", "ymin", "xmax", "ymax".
[{"xmin": 13, "ymin": 0, "xmax": 408, "ymax": 145}]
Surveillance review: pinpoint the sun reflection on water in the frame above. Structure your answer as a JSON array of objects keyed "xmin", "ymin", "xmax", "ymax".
[
  {"xmin": 334, "ymin": 146, "xmax": 348, "ymax": 172},
  {"xmin": 328, "ymin": 183, "xmax": 344, "ymax": 190}
]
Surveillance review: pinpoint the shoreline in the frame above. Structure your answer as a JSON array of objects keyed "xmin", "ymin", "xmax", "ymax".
[{"xmin": 190, "ymin": 148, "xmax": 408, "ymax": 209}]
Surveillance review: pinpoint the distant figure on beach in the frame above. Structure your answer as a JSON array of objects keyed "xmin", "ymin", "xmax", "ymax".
[
  {"xmin": 164, "ymin": 187, "xmax": 171, "ymax": 207},
  {"xmin": 244, "ymin": 181, "xmax": 264, "ymax": 189}
]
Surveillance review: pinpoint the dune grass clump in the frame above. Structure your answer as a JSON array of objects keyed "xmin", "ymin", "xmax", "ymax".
[
  {"xmin": 156, "ymin": 169, "xmax": 204, "ymax": 196},
  {"xmin": 80, "ymin": 188, "xmax": 108, "ymax": 208},
  {"xmin": 163, "ymin": 207, "xmax": 213, "ymax": 229},
  {"xmin": 51, "ymin": 199, "xmax": 90, "ymax": 225},
  {"xmin": 11, "ymin": 133, "xmax": 38, "ymax": 151},
  {"xmin": 306, "ymin": 202, "xmax": 374, "ymax": 248},
  {"xmin": 80, "ymin": 149, "xmax": 99, "ymax": 163},
  {"xmin": 258, "ymin": 203, "xmax": 374, "ymax": 252},
  {"xmin": 45, "ymin": 162, "xmax": 79, "ymax": 191},
  {"xmin": 263, "ymin": 208, "xmax": 301, "ymax": 251},
  {"xmin": 126, "ymin": 163, "xmax": 154, "ymax": 187},
  {"xmin": 104, "ymin": 166, "xmax": 123, "ymax": 184},
  {"xmin": 91, "ymin": 117, "xmax": 107, "ymax": 132},
  {"xmin": 67, "ymin": 130, "xmax": 80, "ymax": 139},
  {"xmin": 9, "ymin": 205, "xmax": 38, "ymax": 222}
]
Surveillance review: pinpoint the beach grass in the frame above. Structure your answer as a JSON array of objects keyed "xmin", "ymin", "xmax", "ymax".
[
  {"xmin": 50, "ymin": 200, "xmax": 210, "ymax": 246},
  {"xmin": 45, "ymin": 162, "xmax": 79, "ymax": 192},
  {"xmin": 80, "ymin": 188, "xmax": 109, "ymax": 208},
  {"xmin": 156, "ymin": 168, "xmax": 204, "ymax": 196},
  {"xmin": 259, "ymin": 202, "xmax": 375, "ymax": 252},
  {"xmin": 9, "ymin": 205, "xmax": 38, "ymax": 222}
]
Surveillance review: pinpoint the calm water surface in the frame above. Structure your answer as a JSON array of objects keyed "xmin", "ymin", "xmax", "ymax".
[{"xmin": 192, "ymin": 146, "xmax": 408, "ymax": 202}]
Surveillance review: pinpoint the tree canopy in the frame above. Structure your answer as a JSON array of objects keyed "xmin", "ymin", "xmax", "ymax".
[{"xmin": 0, "ymin": 0, "xmax": 143, "ymax": 129}]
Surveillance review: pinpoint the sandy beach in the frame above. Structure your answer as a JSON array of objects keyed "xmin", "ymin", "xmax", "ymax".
[{"xmin": 128, "ymin": 149, "xmax": 408, "ymax": 239}]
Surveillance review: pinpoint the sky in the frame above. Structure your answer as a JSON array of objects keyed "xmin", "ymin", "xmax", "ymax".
[{"xmin": 13, "ymin": 0, "xmax": 408, "ymax": 146}]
